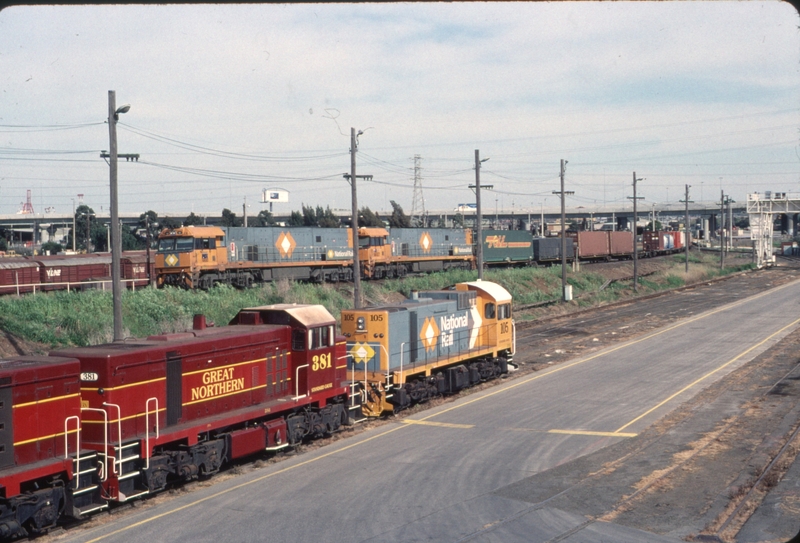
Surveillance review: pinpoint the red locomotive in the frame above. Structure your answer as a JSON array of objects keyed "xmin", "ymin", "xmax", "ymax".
[{"xmin": 0, "ymin": 303, "xmax": 359, "ymax": 541}]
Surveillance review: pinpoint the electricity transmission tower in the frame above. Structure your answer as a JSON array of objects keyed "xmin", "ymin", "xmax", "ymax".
[{"xmin": 410, "ymin": 155, "xmax": 425, "ymax": 227}]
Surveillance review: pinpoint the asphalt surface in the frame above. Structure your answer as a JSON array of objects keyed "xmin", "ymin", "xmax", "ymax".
[{"xmin": 51, "ymin": 266, "xmax": 800, "ymax": 543}]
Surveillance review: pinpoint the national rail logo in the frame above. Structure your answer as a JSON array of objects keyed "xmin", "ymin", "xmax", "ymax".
[
  {"xmin": 275, "ymin": 232, "xmax": 297, "ymax": 258},
  {"xmin": 420, "ymin": 317, "xmax": 440, "ymax": 352},
  {"xmin": 419, "ymin": 232, "xmax": 433, "ymax": 253}
]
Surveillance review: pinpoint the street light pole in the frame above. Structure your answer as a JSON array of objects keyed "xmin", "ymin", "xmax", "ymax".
[{"xmin": 108, "ymin": 91, "xmax": 129, "ymax": 342}]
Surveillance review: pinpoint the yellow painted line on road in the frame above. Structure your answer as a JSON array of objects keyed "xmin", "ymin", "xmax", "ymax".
[
  {"xmin": 402, "ymin": 419, "xmax": 474, "ymax": 429},
  {"xmin": 615, "ymin": 314, "xmax": 800, "ymax": 434},
  {"xmin": 549, "ymin": 429, "xmax": 637, "ymax": 438}
]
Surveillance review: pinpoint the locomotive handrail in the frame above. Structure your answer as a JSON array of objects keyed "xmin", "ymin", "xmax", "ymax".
[
  {"xmin": 81, "ymin": 407, "xmax": 109, "ymax": 482},
  {"xmin": 64, "ymin": 415, "xmax": 81, "ymax": 489},
  {"xmin": 399, "ymin": 342, "xmax": 406, "ymax": 385},
  {"xmin": 144, "ymin": 397, "xmax": 159, "ymax": 470},
  {"xmin": 103, "ymin": 402, "xmax": 123, "ymax": 476},
  {"xmin": 293, "ymin": 364, "xmax": 309, "ymax": 400},
  {"xmin": 512, "ymin": 319, "xmax": 516, "ymax": 356},
  {"xmin": 348, "ymin": 357, "xmax": 368, "ymax": 408}
]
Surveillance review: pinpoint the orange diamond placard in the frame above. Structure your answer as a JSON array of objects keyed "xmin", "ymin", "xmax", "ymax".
[
  {"xmin": 419, "ymin": 232, "xmax": 433, "ymax": 253},
  {"xmin": 275, "ymin": 232, "xmax": 297, "ymax": 258},
  {"xmin": 420, "ymin": 317, "xmax": 440, "ymax": 352}
]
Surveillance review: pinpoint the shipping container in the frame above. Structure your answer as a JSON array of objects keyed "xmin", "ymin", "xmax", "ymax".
[
  {"xmin": 532, "ymin": 237, "xmax": 574, "ymax": 262},
  {"xmin": 567, "ymin": 231, "xmax": 610, "ymax": 259},
  {"xmin": 643, "ymin": 230, "xmax": 680, "ymax": 254},
  {"xmin": 481, "ymin": 229, "xmax": 533, "ymax": 265},
  {"xmin": 609, "ymin": 231, "xmax": 634, "ymax": 256}
]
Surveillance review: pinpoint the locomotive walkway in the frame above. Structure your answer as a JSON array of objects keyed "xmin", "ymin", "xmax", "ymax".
[{"xmin": 52, "ymin": 264, "xmax": 800, "ymax": 543}]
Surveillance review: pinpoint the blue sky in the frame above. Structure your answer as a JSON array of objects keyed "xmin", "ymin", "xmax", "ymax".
[{"xmin": 0, "ymin": 2, "xmax": 798, "ymax": 220}]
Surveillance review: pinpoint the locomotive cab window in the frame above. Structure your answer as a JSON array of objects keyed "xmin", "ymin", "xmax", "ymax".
[
  {"xmin": 176, "ymin": 238, "xmax": 194, "ymax": 252},
  {"xmin": 360, "ymin": 236, "xmax": 386, "ymax": 248},
  {"xmin": 309, "ymin": 326, "xmax": 334, "ymax": 350},
  {"xmin": 498, "ymin": 303, "xmax": 511, "ymax": 320},
  {"xmin": 292, "ymin": 329, "xmax": 305, "ymax": 351},
  {"xmin": 484, "ymin": 303, "xmax": 496, "ymax": 319},
  {"xmin": 158, "ymin": 237, "xmax": 194, "ymax": 252},
  {"xmin": 195, "ymin": 238, "xmax": 215, "ymax": 250}
]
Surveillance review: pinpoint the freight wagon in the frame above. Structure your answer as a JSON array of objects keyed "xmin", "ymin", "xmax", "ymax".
[
  {"xmin": 0, "ymin": 259, "xmax": 41, "ymax": 295},
  {"xmin": 480, "ymin": 230, "xmax": 573, "ymax": 266},
  {"xmin": 642, "ymin": 230, "xmax": 688, "ymax": 256},
  {"xmin": 34, "ymin": 255, "xmax": 112, "ymax": 290}
]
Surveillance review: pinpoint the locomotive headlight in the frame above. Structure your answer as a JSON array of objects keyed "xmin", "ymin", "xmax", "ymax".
[{"xmin": 357, "ymin": 317, "xmax": 365, "ymax": 331}]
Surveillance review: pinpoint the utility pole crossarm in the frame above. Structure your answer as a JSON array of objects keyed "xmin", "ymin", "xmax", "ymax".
[{"xmin": 101, "ymin": 152, "xmax": 139, "ymax": 161}]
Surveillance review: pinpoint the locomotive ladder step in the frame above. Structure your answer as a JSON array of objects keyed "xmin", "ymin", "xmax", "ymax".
[
  {"xmin": 119, "ymin": 454, "xmax": 140, "ymax": 464},
  {"xmin": 117, "ymin": 470, "xmax": 142, "ymax": 482},
  {"xmin": 75, "ymin": 465, "xmax": 98, "ymax": 476},
  {"xmin": 72, "ymin": 485, "xmax": 100, "ymax": 497},
  {"xmin": 76, "ymin": 502, "xmax": 108, "ymax": 516},
  {"xmin": 119, "ymin": 490, "xmax": 149, "ymax": 502}
]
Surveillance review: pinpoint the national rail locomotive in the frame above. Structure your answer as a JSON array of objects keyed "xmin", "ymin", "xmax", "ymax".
[
  {"xmin": 154, "ymin": 225, "xmax": 474, "ymax": 289},
  {"xmin": 154, "ymin": 224, "xmax": 691, "ymax": 290},
  {"xmin": 0, "ymin": 280, "xmax": 513, "ymax": 541},
  {"xmin": 341, "ymin": 280, "xmax": 515, "ymax": 416}
]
